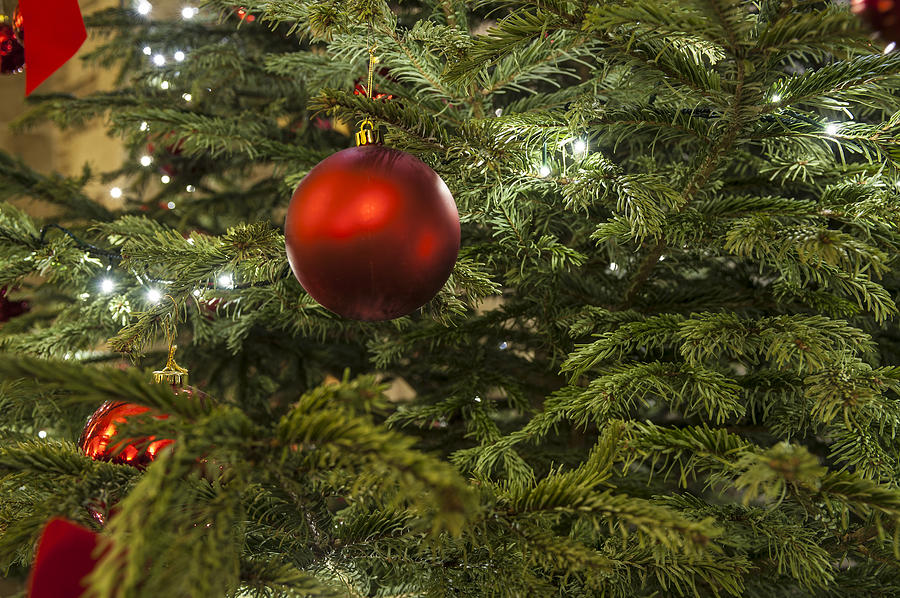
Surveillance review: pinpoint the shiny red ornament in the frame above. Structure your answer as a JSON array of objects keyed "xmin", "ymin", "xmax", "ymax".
[
  {"xmin": 284, "ymin": 145, "xmax": 460, "ymax": 321},
  {"xmin": 79, "ymin": 401, "xmax": 174, "ymax": 469},
  {"xmin": 234, "ymin": 6, "xmax": 256, "ymax": 22},
  {"xmin": 0, "ymin": 22, "xmax": 24, "ymax": 74},
  {"xmin": 852, "ymin": 0, "xmax": 900, "ymax": 42},
  {"xmin": 28, "ymin": 518, "xmax": 103, "ymax": 598},
  {"xmin": 13, "ymin": 5, "xmax": 23, "ymax": 42}
]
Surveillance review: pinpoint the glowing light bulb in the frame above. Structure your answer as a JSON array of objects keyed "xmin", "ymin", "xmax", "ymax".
[
  {"xmin": 192, "ymin": 289, "xmax": 201, "ymax": 297},
  {"xmin": 885, "ymin": 42, "xmax": 897, "ymax": 54},
  {"xmin": 182, "ymin": 93, "xmax": 192, "ymax": 102},
  {"xmin": 167, "ymin": 201, "xmax": 176, "ymax": 210},
  {"xmin": 152, "ymin": 54, "xmax": 165, "ymax": 67},
  {"xmin": 770, "ymin": 93, "xmax": 781, "ymax": 102},
  {"xmin": 100, "ymin": 278, "xmax": 115, "ymax": 294},
  {"xmin": 174, "ymin": 50, "xmax": 186, "ymax": 62},
  {"xmin": 826, "ymin": 123, "xmax": 840, "ymax": 136},
  {"xmin": 146, "ymin": 288, "xmax": 162, "ymax": 303},
  {"xmin": 142, "ymin": 46, "xmax": 152, "ymax": 56},
  {"xmin": 140, "ymin": 121, "xmax": 148, "ymax": 131},
  {"xmin": 139, "ymin": 155, "xmax": 152, "ymax": 167},
  {"xmin": 572, "ymin": 138, "xmax": 587, "ymax": 154},
  {"xmin": 498, "ymin": 341, "xmax": 509, "ymax": 350},
  {"xmin": 160, "ymin": 175, "xmax": 171, "ymax": 184},
  {"xmin": 109, "ymin": 187, "xmax": 123, "ymax": 199},
  {"xmin": 538, "ymin": 164, "xmax": 551, "ymax": 177},
  {"xmin": 160, "ymin": 81, "xmax": 170, "ymax": 90},
  {"xmin": 218, "ymin": 273, "xmax": 234, "ymax": 289},
  {"xmin": 608, "ymin": 262, "xmax": 619, "ymax": 272},
  {"xmin": 181, "ymin": 6, "xmax": 197, "ymax": 18},
  {"xmin": 38, "ymin": 430, "xmax": 48, "ymax": 439},
  {"xmin": 137, "ymin": 0, "xmax": 152, "ymax": 15},
  {"xmin": 494, "ymin": 108, "xmax": 503, "ymax": 117},
  {"xmin": 186, "ymin": 184, "xmax": 196, "ymax": 193}
]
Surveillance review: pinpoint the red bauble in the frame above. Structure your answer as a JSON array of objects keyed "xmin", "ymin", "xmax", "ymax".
[
  {"xmin": 284, "ymin": 145, "xmax": 460, "ymax": 321},
  {"xmin": 79, "ymin": 401, "xmax": 174, "ymax": 468},
  {"xmin": 853, "ymin": 0, "xmax": 900, "ymax": 42},
  {"xmin": 0, "ymin": 22, "xmax": 24, "ymax": 74},
  {"xmin": 13, "ymin": 6, "xmax": 24, "ymax": 43},
  {"xmin": 28, "ymin": 518, "xmax": 102, "ymax": 598}
]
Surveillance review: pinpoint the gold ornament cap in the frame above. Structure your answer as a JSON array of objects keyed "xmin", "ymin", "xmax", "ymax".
[{"xmin": 356, "ymin": 120, "xmax": 381, "ymax": 146}]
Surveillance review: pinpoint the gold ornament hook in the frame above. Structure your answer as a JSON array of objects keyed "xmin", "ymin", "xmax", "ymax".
[{"xmin": 153, "ymin": 294, "xmax": 189, "ymax": 386}]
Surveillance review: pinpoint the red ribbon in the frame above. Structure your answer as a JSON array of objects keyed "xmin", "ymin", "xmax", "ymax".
[
  {"xmin": 19, "ymin": 0, "xmax": 86, "ymax": 95},
  {"xmin": 28, "ymin": 518, "xmax": 102, "ymax": 598}
]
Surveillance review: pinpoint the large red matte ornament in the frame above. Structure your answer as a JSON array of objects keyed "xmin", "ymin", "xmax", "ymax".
[
  {"xmin": 285, "ymin": 145, "xmax": 460, "ymax": 321},
  {"xmin": 852, "ymin": 0, "xmax": 900, "ymax": 42},
  {"xmin": 28, "ymin": 518, "xmax": 102, "ymax": 598},
  {"xmin": 18, "ymin": 0, "xmax": 86, "ymax": 95},
  {"xmin": 79, "ymin": 401, "xmax": 174, "ymax": 469}
]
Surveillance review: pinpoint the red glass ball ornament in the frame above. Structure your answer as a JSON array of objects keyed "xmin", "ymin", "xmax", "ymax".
[
  {"xmin": 79, "ymin": 401, "xmax": 174, "ymax": 469},
  {"xmin": 853, "ymin": 0, "xmax": 900, "ymax": 42},
  {"xmin": 13, "ymin": 6, "xmax": 23, "ymax": 43},
  {"xmin": 284, "ymin": 145, "xmax": 460, "ymax": 321},
  {"xmin": 0, "ymin": 22, "xmax": 24, "ymax": 74},
  {"xmin": 28, "ymin": 518, "xmax": 103, "ymax": 598}
]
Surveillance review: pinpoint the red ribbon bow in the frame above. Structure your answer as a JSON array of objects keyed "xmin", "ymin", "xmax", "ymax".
[{"xmin": 19, "ymin": 0, "xmax": 87, "ymax": 95}]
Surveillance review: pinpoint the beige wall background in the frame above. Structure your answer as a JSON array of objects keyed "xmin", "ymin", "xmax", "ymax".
[{"xmin": 1, "ymin": 0, "xmax": 125, "ymax": 216}]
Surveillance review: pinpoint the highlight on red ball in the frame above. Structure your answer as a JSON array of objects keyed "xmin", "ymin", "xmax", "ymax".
[{"xmin": 79, "ymin": 401, "xmax": 174, "ymax": 468}]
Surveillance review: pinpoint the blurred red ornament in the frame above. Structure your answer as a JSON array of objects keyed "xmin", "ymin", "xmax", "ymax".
[
  {"xmin": 353, "ymin": 80, "xmax": 393, "ymax": 101},
  {"xmin": 234, "ymin": 6, "xmax": 256, "ymax": 22},
  {"xmin": 0, "ymin": 21, "xmax": 24, "ymax": 74},
  {"xmin": 13, "ymin": 5, "xmax": 23, "ymax": 42},
  {"xmin": 0, "ymin": 286, "xmax": 29, "ymax": 322},
  {"xmin": 284, "ymin": 144, "xmax": 460, "ymax": 321},
  {"xmin": 79, "ymin": 401, "xmax": 174, "ymax": 469},
  {"xmin": 28, "ymin": 518, "xmax": 103, "ymax": 598},
  {"xmin": 853, "ymin": 0, "xmax": 900, "ymax": 42}
]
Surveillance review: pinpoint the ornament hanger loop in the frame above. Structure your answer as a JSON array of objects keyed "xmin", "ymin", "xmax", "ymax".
[{"xmin": 356, "ymin": 44, "xmax": 383, "ymax": 147}]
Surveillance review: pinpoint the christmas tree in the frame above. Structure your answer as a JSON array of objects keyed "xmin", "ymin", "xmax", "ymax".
[{"xmin": 2, "ymin": 0, "xmax": 900, "ymax": 595}]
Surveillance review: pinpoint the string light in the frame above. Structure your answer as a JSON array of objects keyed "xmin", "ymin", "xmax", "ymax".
[
  {"xmin": 99, "ymin": 278, "xmax": 115, "ymax": 294},
  {"xmin": 192, "ymin": 289, "xmax": 202, "ymax": 297},
  {"xmin": 160, "ymin": 81, "xmax": 170, "ymax": 90},
  {"xmin": 142, "ymin": 46, "xmax": 152, "ymax": 56},
  {"xmin": 608, "ymin": 262, "xmax": 619, "ymax": 272},
  {"xmin": 37, "ymin": 430, "xmax": 47, "ymax": 439},
  {"xmin": 109, "ymin": 187, "xmax": 123, "ymax": 199},
  {"xmin": 218, "ymin": 273, "xmax": 234, "ymax": 289},
  {"xmin": 572, "ymin": 138, "xmax": 587, "ymax": 154},
  {"xmin": 885, "ymin": 42, "xmax": 897, "ymax": 54},
  {"xmin": 186, "ymin": 184, "xmax": 196, "ymax": 193},
  {"xmin": 538, "ymin": 164, "xmax": 551, "ymax": 177},
  {"xmin": 174, "ymin": 50, "xmax": 186, "ymax": 62},
  {"xmin": 498, "ymin": 341, "xmax": 509, "ymax": 350},
  {"xmin": 770, "ymin": 93, "xmax": 782, "ymax": 102},
  {"xmin": 146, "ymin": 288, "xmax": 162, "ymax": 303},
  {"xmin": 137, "ymin": 0, "xmax": 152, "ymax": 15},
  {"xmin": 167, "ymin": 201, "xmax": 176, "ymax": 210},
  {"xmin": 181, "ymin": 6, "xmax": 198, "ymax": 19},
  {"xmin": 152, "ymin": 54, "xmax": 165, "ymax": 67},
  {"xmin": 140, "ymin": 121, "xmax": 149, "ymax": 131},
  {"xmin": 825, "ymin": 123, "xmax": 840, "ymax": 136},
  {"xmin": 139, "ymin": 155, "xmax": 153, "ymax": 167},
  {"xmin": 161, "ymin": 175, "xmax": 171, "ymax": 184},
  {"xmin": 182, "ymin": 93, "xmax": 192, "ymax": 102}
]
